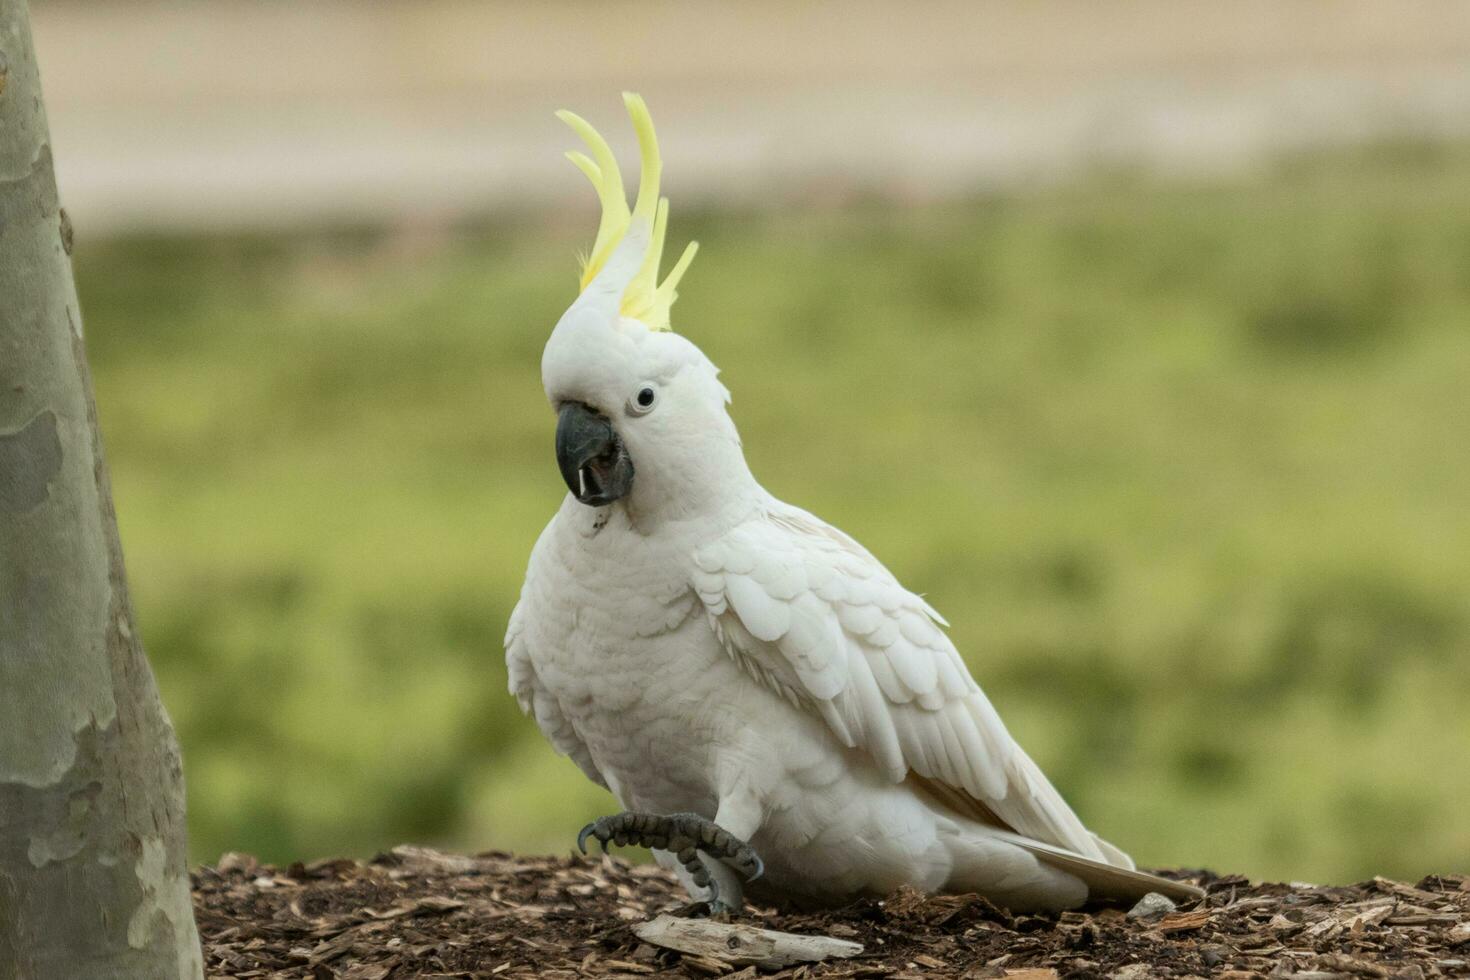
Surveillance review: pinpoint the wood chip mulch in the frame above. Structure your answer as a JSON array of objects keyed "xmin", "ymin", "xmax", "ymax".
[{"xmin": 192, "ymin": 846, "xmax": 1470, "ymax": 979}]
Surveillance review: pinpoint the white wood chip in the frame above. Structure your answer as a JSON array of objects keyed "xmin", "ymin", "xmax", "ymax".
[{"xmin": 633, "ymin": 913, "xmax": 863, "ymax": 969}]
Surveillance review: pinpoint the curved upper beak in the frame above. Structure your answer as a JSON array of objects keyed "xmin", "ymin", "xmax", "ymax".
[{"xmin": 555, "ymin": 401, "xmax": 635, "ymax": 506}]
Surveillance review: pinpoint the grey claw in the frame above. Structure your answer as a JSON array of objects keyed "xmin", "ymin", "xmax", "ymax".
[
  {"xmin": 575, "ymin": 809, "xmax": 763, "ymax": 908},
  {"xmin": 695, "ymin": 854, "xmax": 722, "ymax": 908}
]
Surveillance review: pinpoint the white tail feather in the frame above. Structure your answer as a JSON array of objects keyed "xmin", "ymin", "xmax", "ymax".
[{"xmin": 1003, "ymin": 833, "xmax": 1204, "ymax": 905}]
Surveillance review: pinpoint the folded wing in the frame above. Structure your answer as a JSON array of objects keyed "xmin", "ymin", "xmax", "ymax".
[{"xmin": 692, "ymin": 501, "xmax": 1137, "ymax": 872}]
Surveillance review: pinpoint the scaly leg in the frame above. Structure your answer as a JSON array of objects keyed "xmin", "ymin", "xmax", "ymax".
[{"xmin": 577, "ymin": 810, "xmax": 763, "ymax": 914}]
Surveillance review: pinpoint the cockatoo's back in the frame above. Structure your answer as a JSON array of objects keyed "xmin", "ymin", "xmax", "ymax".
[
  {"xmin": 693, "ymin": 501, "xmax": 1108, "ymax": 854},
  {"xmin": 690, "ymin": 500, "xmax": 1199, "ymax": 902}
]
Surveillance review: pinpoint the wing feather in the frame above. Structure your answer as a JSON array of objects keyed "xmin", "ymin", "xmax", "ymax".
[
  {"xmin": 725, "ymin": 572, "xmax": 789, "ymax": 642},
  {"xmin": 693, "ymin": 501, "xmax": 1119, "ymax": 865},
  {"xmin": 846, "ymin": 645, "xmax": 906, "ymax": 779}
]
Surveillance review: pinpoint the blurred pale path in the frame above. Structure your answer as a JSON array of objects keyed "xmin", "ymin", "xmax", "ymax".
[{"xmin": 30, "ymin": 0, "xmax": 1470, "ymax": 234}]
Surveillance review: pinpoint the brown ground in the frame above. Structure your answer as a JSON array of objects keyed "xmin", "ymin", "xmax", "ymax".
[{"xmin": 193, "ymin": 847, "xmax": 1470, "ymax": 980}]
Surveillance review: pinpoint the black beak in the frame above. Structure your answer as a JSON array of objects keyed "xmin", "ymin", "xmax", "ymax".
[{"xmin": 555, "ymin": 401, "xmax": 635, "ymax": 506}]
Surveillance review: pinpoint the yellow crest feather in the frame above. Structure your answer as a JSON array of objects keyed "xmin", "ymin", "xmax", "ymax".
[{"xmin": 558, "ymin": 93, "xmax": 696, "ymax": 331}]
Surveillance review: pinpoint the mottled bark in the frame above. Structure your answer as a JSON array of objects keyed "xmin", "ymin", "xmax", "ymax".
[{"xmin": 0, "ymin": 2, "xmax": 204, "ymax": 977}]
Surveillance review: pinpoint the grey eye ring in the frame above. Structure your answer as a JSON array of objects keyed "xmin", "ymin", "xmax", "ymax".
[{"xmin": 628, "ymin": 384, "xmax": 657, "ymax": 415}]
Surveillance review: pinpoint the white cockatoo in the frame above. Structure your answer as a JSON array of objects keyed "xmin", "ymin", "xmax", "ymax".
[{"xmin": 506, "ymin": 94, "xmax": 1202, "ymax": 914}]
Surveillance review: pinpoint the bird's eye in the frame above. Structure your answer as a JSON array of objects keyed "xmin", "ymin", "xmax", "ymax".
[{"xmin": 628, "ymin": 384, "xmax": 658, "ymax": 416}]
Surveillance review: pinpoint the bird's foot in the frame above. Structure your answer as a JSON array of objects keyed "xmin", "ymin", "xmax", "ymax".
[
  {"xmin": 705, "ymin": 898, "xmax": 739, "ymax": 920},
  {"xmin": 577, "ymin": 810, "xmax": 763, "ymax": 912}
]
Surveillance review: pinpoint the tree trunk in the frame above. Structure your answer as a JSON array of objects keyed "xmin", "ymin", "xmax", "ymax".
[{"xmin": 0, "ymin": 2, "xmax": 204, "ymax": 977}]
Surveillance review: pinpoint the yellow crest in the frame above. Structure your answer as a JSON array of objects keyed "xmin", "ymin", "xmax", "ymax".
[{"xmin": 557, "ymin": 93, "xmax": 698, "ymax": 332}]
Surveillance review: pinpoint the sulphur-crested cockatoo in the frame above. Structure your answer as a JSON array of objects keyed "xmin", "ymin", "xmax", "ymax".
[{"xmin": 506, "ymin": 94, "xmax": 1201, "ymax": 914}]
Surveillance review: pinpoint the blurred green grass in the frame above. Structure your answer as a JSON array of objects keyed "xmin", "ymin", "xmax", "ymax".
[{"xmin": 77, "ymin": 145, "xmax": 1470, "ymax": 884}]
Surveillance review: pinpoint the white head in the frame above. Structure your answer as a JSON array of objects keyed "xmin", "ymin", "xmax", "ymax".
[{"xmin": 542, "ymin": 94, "xmax": 751, "ymax": 525}]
